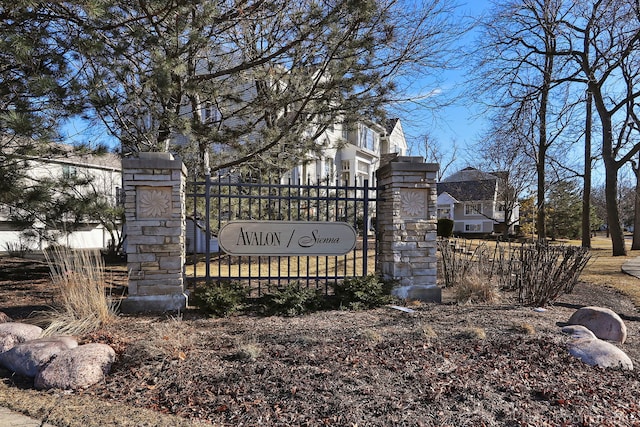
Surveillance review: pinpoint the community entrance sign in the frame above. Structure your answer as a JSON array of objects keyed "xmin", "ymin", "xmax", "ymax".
[{"xmin": 218, "ymin": 220, "xmax": 357, "ymax": 256}]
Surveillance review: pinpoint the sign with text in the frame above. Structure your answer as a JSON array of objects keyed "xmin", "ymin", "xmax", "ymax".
[{"xmin": 218, "ymin": 221, "xmax": 357, "ymax": 256}]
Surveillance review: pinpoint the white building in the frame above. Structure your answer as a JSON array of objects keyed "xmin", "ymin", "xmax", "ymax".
[
  {"xmin": 285, "ymin": 118, "xmax": 407, "ymax": 186},
  {"xmin": 0, "ymin": 145, "xmax": 122, "ymax": 252}
]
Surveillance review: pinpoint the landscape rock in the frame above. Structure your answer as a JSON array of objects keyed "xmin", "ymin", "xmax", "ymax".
[
  {"xmin": 567, "ymin": 306, "xmax": 627, "ymax": 344},
  {"xmin": 0, "ymin": 322, "xmax": 43, "ymax": 353},
  {"xmin": 34, "ymin": 343, "xmax": 116, "ymax": 390},
  {"xmin": 0, "ymin": 336, "xmax": 78, "ymax": 377},
  {"xmin": 0, "ymin": 311, "xmax": 12, "ymax": 323},
  {"xmin": 562, "ymin": 325, "xmax": 633, "ymax": 370}
]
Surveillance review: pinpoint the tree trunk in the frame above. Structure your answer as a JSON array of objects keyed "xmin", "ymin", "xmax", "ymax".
[
  {"xmin": 536, "ymin": 54, "xmax": 552, "ymax": 242},
  {"xmin": 632, "ymin": 151, "xmax": 640, "ymax": 250},
  {"xmin": 604, "ymin": 162, "xmax": 626, "ymax": 256},
  {"xmin": 581, "ymin": 90, "xmax": 592, "ymax": 248}
]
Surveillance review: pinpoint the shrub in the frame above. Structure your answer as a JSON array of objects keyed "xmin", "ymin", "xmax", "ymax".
[
  {"xmin": 437, "ymin": 218, "xmax": 454, "ymax": 237},
  {"xmin": 515, "ymin": 243, "xmax": 591, "ymax": 306},
  {"xmin": 192, "ymin": 281, "xmax": 249, "ymax": 317},
  {"xmin": 39, "ymin": 247, "xmax": 118, "ymax": 336},
  {"xmin": 260, "ymin": 282, "xmax": 323, "ymax": 316},
  {"xmin": 333, "ymin": 275, "xmax": 397, "ymax": 310},
  {"xmin": 437, "ymin": 239, "xmax": 477, "ymax": 288},
  {"xmin": 454, "ymin": 273, "xmax": 499, "ymax": 304}
]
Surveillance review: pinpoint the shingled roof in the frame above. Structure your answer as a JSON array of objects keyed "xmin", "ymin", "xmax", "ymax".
[{"xmin": 437, "ymin": 179, "xmax": 497, "ymax": 201}]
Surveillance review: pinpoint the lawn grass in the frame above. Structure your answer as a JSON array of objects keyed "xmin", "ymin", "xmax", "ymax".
[{"xmin": 554, "ymin": 235, "xmax": 640, "ymax": 308}]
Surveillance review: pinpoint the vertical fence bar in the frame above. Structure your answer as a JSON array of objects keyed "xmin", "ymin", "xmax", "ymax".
[
  {"xmin": 204, "ymin": 173, "xmax": 212, "ymax": 284},
  {"xmin": 216, "ymin": 173, "xmax": 222, "ymax": 287},
  {"xmin": 362, "ymin": 179, "xmax": 369, "ymax": 276},
  {"xmin": 191, "ymin": 175, "xmax": 198, "ymax": 289}
]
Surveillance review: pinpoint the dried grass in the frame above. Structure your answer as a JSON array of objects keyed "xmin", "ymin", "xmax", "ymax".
[
  {"xmin": 458, "ymin": 327, "xmax": 486, "ymax": 340},
  {"xmin": 454, "ymin": 273, "xmax": 500, "ymax": 304},
  {"xmin": 510, "ymin": 322, "xmax": 537, "ymax": 335},
  {"xmin": 232, "ymin": 343, "xmax": 263, "ymax": 361},
  {"xmin": 125, "ymin": 318, "xmax": 196, "ymax": 363},
  {"xmin": 37, "ymin": 247, "xmax": 118, "ymax": 336}
]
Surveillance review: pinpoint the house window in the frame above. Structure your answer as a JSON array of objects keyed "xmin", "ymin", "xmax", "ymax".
[
  {"xmin": 464, "ymin": 202, "xmax": 482, "ymax": 215},
  {"xmin": 342, "ymin": 160, "xmax": 350, "ymax": 171},
  {"xmin": 358, "ymin": 125, "xmax": 376, "ymax": 151},
  {"xmin": 465, "ymin": 223, "xmax": 482, "ymax": 232},
  {"xmin": 341, "ymin": 172, "xmax": 350, "ymax": 186},
  {"xmin": 325, "ymin": 158, "xmax": 334, "ymax": 181},
  {"xmin": 202, "ymin": 102, "xmax": 221, "ymax": 123},
  {"xmin": 62, "ymin": 165, "xmax": 77, "ymax": 179},
  {"xmin": 357, "ymin": 160, "xmax": 369, "ymax": 175}
]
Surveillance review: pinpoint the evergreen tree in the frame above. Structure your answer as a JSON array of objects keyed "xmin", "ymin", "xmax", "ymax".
[
  {"xmin": 50, "ymin": 0, "xmax": 462, "ymax": 175},
  {"xmin": 1, "ymin": 3, "xmax": 118, "ymax": 246},
  {"xmin": 547, "ymin": 180, "xmax": 582, "ymax": 240}
]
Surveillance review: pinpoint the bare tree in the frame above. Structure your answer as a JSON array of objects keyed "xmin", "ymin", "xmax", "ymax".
[
  {"xmin": 559, "ymin": 0, "xmax": 640, "ymax": 255},
  {"xmin": 420, "ymin": 131, "xmax": 458, "ymax": 181},
  {"xmin": 475, "ymin": 113, "xmax": 536, "ymax": 240},
  {"xmin": 51, "ymin": 0, "xmax": 463, "ymax": 176},
  {"xmin": 472, "ymin": 0, "xmax": 577, "ymax": 241}
]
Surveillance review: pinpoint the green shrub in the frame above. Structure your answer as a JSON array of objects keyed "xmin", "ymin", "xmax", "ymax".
[
  {"xmin": 333, "ymin": 275, "xmax": 397, "ymax": 310},
  {"xmin": 437, "ymin": 218, "xmax": 454, "ymax": 237},
  {"xmin": 260, "ymin": 282, "xmax": 323, "ymax": 316},
  {"xmin": 192, "ymin": 281, "xmax": 249, "ymax": 317}
]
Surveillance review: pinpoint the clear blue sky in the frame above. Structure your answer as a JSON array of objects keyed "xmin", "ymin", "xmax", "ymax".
[{"xmin": 399, "ymin": 0, "xmax": 491, "ymax": 168}]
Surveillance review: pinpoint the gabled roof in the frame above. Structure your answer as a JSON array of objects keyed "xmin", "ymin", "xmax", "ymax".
[
  {"xmin": 437, "ymin": 179, "xmax": 497, "ymax": 201},
  {"xmin": 442, "ymin": 167, "xmax": 498, "ymax": 183},
  {"xmin": 385, "ymin": 118, "xmax": 400, "ymax": 134},
  {"xmin": 437, "ymin": 191, "xmax": 459, "ymax": 204}
]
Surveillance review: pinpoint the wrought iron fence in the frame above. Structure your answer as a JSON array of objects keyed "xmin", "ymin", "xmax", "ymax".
[{"xmin": 185, "ymin": 173, "xmax": 379, "ymax": 296}]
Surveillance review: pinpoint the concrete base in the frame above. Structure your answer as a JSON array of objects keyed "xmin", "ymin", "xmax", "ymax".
[
  {"xmin": 392, "ymin": 285, "xmax": 442, "ymax": 303},
  {"xmin": 119, "ymin": 293, "xmax": 188, "ymax": 314}
]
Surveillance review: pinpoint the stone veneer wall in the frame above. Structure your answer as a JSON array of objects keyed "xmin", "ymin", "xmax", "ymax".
[
  {"xmin": 120, "ymin": 152, "xmax": 188, "ymax": 313},
  {"xmin": 375, "ymin": 156, "xmax": 440, "ymax": 302}
]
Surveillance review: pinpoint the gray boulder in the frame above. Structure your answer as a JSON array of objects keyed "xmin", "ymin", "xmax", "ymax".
[
  {"xmin": 562, "ymin": 325, "xmax": 633, "ymax": 370},
  {"xmin": 34, "ymin": 343, "xmax": 116, "ymax": 390},
  {"xmin": 0, "ymin": 322, "xmax": 43, "ymax": 353},
  {"xmin": 0, "ymin": 336, "xmax": 78, "ymax": 377},
  {"xmin": 567, "ymin": 306, "xmax": 627, "ymax": 344}
]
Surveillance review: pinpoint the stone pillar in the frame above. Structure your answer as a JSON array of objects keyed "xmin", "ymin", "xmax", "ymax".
[
  {"xmin": 120, "ymin": 152, "xmax": 188, "ymax": 313},
  {"xmin": 376, "ymin": 156, "xmax": 440, "ymax": 302}
]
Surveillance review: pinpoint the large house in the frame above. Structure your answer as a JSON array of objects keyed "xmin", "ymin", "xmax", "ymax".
[
  {"xmin": 436, "ymin": 167, "xmax": 520, "ymax": 236},
  {"xmin": 0, "ymin": 145, "xmax": 122, "ymax": 252},
  {"xmin": 285, "ymin": 118, "xmax": 407, "ymax": 186}
]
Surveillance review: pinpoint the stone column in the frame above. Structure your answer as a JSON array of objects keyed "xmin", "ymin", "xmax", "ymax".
[
  {"xmin": 376, "ymin": 156, "xmax": 440, "ymax": 302},
  {"xmin": 120, "ymin": 152, "xmax": 188, "ymax": 313}
]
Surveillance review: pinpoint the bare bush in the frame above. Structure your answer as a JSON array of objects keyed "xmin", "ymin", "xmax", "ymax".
[
  {"xmin": 439, "ymin": 239, "xmax": 591, "ymax": 307},
  {"xmin": 514, "ymin": 243, "xmax": 591, "ymax": 306},
  {"xmin": 437, "ymin": 239, "xmax": 477, "ymax": 288}
]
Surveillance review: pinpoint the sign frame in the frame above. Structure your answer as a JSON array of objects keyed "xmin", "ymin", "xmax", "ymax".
[{"xmin": 218, "ymin": 220, "xmax": 358, "ymax": 256}]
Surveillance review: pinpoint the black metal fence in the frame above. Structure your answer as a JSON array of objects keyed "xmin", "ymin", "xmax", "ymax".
[{"xmin": 185, "ymin": 173, "xmax": 379, "ymax": 296}]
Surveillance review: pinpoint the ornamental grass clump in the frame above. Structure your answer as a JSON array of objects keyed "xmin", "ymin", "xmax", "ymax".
[{"xmin": 40, "ymin": 246, "xmax": 118, "ymax": 336}]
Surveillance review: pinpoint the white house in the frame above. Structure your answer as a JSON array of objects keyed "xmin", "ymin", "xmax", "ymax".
[
  {"xmin": 285, "ymin": 118, "xmax": 407, "ymax": 186},
  {"xmin": 436, "ymin": 167, "xmax": 520, "ymax": 236},
  {"xmin": 0, "ymin": 144, "xmax": 122, "ymax": 252}
]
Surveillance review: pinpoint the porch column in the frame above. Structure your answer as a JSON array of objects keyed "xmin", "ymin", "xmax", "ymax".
[
  {"xmin": 121, "ymin": 152, "xmax": 188, "ymax": 313},
  {"xmin": 376, "ymin": 156, "xmax": 440, "ymax": 302}
]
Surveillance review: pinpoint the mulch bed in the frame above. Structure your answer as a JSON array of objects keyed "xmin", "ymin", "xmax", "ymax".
[{"xmin": 1, "ymin": 256, "xmax": 640, "ymax": 426}]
